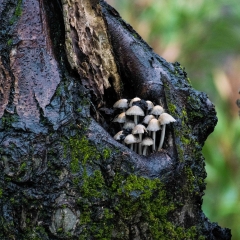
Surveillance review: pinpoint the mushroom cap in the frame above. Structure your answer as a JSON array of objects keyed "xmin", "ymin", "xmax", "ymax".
[
  {"xmin": 132, "ymin": 124, "xmax": 147, "ymax": 135},
  {"xmin": 123, "ymin": 120, "xmax": 135, "ymax": 130},
  {"xmin": 129, "ymin": 97, "xmax": 141, "ymax": 107},
  {"xmin": 114, "ymin": 130, "xmax": 124, "ymax": 141},
  {"xmin": 147, "ymin": 119, "xmax": 161, "ymax": 131},
  {"xmin": 158, "ymin": 113, "xmax": 176, "ymax": 125},
  {"xmin": 151, "ymin": 105, "xmax": 164, "ymax": 116},
  {"xmin": 113, "ymin": 99, "xmax": 128, "ymax": 109},
  {"xmin": 126, "ymin": 105, "xmax": 144, "ymax": 117},
  {"xmin": 146, "ymin": 100, "xmax": 154, "ymax": 110},
  {"xmin": 113, "ymin": 112, "xmax": 126, "ymax": 123},
  {"xmin": 124, "ymin": 134, "xmax": 141, "ymax": 145},
  {"xmin": 142, "ymin": 137, "xmax": 154, "ymax": 146},
  {"xmin": 142, "ymin": 115, "xmax": 155, "ymax": 125}
]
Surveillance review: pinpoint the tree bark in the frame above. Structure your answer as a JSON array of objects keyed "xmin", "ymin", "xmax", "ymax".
[{"xmin": 0, "ymin": 0, "xmax": 231, "ymax": 239}]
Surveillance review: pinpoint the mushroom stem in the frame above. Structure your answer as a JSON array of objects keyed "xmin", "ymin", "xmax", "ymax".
[
  {"xmin": 134, "ymin": 143, "xmax": 137, "ymax": 152},
  {"xmin": 152, "ymin": 131, "xmax": 156, "ymax": 151},
  {"xmin": 158, "ymin": 124, "xmax": 166, "ymax": 150},
  {"xmin": 143, "ymin": 146, "xmax": 148, "ymax": 156},
  {"xmin": 138, "ymin": 134, "xmax": 142, "ymax": 155},
  {"xmin": 130, "ymin": 144, "xmax": 133, "ymax": 151},
  {"xmin": 134, "ymin": 115, "xmax": 138, "ymax": 125}
]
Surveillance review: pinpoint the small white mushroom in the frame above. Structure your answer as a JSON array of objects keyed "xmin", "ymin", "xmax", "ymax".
[
  {"xmin": 113, "ymin": 112, "xmax": 126, "ymax": 127},
  {"xmin": 132, "ymin": 124, "xmax": 147, "ymax": 154},
  {"xmin": 126, "ymin": 105, "xmax": 145, "ymax": 125},
  {"xmin": 124, "ymin": 134, "xmax": 141, "ymax": 151},
  {"xmin": 129, "ymin": 97, "xmax": 141, "ymax": 107},
  {"xmin": 158, "ymin": 113, "xmax": 176, "ymax": 151},
  {"xmin": 123, "ymin": 120, "xmax": 135, "ymax": 130},
  {"xmin": 142, "ymin": 137, "xmax": 154, "ymax": 156},
  {"xmin": 151, "ymin": 105, "xmax": 164, "ymax": 118},
  {"xmin": 147, "ymin": 119, "xmax": 161, "ymax": 151},
  {"xmin": 146, "ymin": 100, "xmax": 154, "ymax": 114},
  {"xmin": 113, "ymin": 99, "xmax": 128, "ymax": 112},
  {"xmin": 114, "ymin": 130, "xmax": 124, "ymax": 141},
  {"xmin": 142, "ymin": 115, "xmax": 155, "ymax": 125}
]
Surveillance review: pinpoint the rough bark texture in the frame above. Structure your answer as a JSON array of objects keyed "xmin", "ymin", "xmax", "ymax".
[{"xmin": 0, "ymin": 0, "xmax": 231, "ymax": 239}]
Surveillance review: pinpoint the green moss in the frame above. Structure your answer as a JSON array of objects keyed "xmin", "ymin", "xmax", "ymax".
[
  {"xmin": 7, "ymin": 39, "xmax": 13, "ymax": 46},
  {"xmin": 189, "ymin": 111, "xmax": 204, "ymax": 119},
  {"xmin": 102, "ymin": 148, "xmax": 111, "ymax": 160},
  {"xmin": 81, "ymin": 97, "xmax": 90, "ymax": 106},
  {"xmin": 9, "ymin": 0, "xmax": 23, "ymax": 24},
  {"xmin": 181, "ymin": 136, "xmax": 190, "ymax": 145},
  {"xmin": 0, "ymin": 189, "xmax": 3, "ymax": 198},
  {"xmin": 187, "ymin": 77, "xmax": 192, "ymax": 85},
  {"xmin": 162, "ymin": 78, "xmax": 206, "ymax": 205},
  {"xmin": 1, "ymin": 114, "xmax": 16, "ymax": 129},
  {"xmin": 169, "ymin": 104, "xmax": 192, "ymax": 162},
  {"xmin": 184, "ymin": 167, "xmax": 195, "ymax": 193},
  {"xmin": 20, "ymin": 225, "xmax": 49, "ymax": 240},
  {"xmin": 176, "ymin": 144, "xmax": 184, "ymax": 162},
  {"xmin": 57, "ymin": 228, "xmax": 63, "ymax": 233},
  {"xmin": 81, "ymin": 170, "xmax": 105, "ymax": 198},
  {"xmin": 73, "ymin": 177, "xmax": 80, "ymax": 186},
  {"xmin": 182, "ymin": 108, "xmax": 188, "ymax": 119},
  {"xmin": 15, "ymin": 0, "xmax": 23, "ymax": 17},
  {"xmin": 133, "ymin": 32, "xmax": 138, "ymax": 39},
  {"xmin": 20, "ymin": 162, "xmax": 27, "ymax": 171},
  {"xmin": 67, "ymin": 136, "xmax": 100, "ymax": 173},
  {"xmin": 186, "ymin": 95, "xmax": 205, "ymax": 120},
  {"xmin": 55, "ymin": 86, "xmax": 61, "ymax": 96},
  {"xmin": 168, "ymin": 103, "xmax": 177, "ymax": 114},
  {"xmin": 76, "ymin": 168, "xmax": 202, "ymax": 239}
]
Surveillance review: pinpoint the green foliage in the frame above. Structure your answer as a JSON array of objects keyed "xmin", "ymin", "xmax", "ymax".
[{"xmin": 203, "ymin": 108, "xmax": 240, "ymax": 238}]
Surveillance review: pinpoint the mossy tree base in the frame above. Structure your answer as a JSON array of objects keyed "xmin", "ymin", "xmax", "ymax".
[{"xmin": 0, "ymin": 0, "xmax": 231, "ymax": 239}]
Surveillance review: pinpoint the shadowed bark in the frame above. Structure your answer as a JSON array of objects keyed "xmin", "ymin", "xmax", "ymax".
[{"xmin": 0, "ymin": 0, "xmax": 231, "ymax": 239}]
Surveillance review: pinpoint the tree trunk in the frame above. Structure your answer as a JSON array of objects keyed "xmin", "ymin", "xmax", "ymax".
[{"xmin": 0, "ymin": 0, "xmax": 231, "ymax": 239}]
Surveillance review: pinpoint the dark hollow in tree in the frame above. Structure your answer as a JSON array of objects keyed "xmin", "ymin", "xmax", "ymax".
[{"xmin": 0, "ymin": 0, "xmax": 231, "ymax": 239}]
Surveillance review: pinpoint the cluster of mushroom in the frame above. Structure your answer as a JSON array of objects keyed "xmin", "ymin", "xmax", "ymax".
[{"xmin": 113, "ymin": 97, "xmax": 176, "ymax": 156}]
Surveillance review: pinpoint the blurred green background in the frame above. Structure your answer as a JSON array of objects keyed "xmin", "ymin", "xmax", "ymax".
[{"xmin": 106, "ymin": 0, "xmax": 240, "ymax": 239}]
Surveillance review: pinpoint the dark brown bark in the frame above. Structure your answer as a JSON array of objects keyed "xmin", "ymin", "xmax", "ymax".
[{"xmin": 0, "ymin": 0, "xmax": 231, "ymax": 239}]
